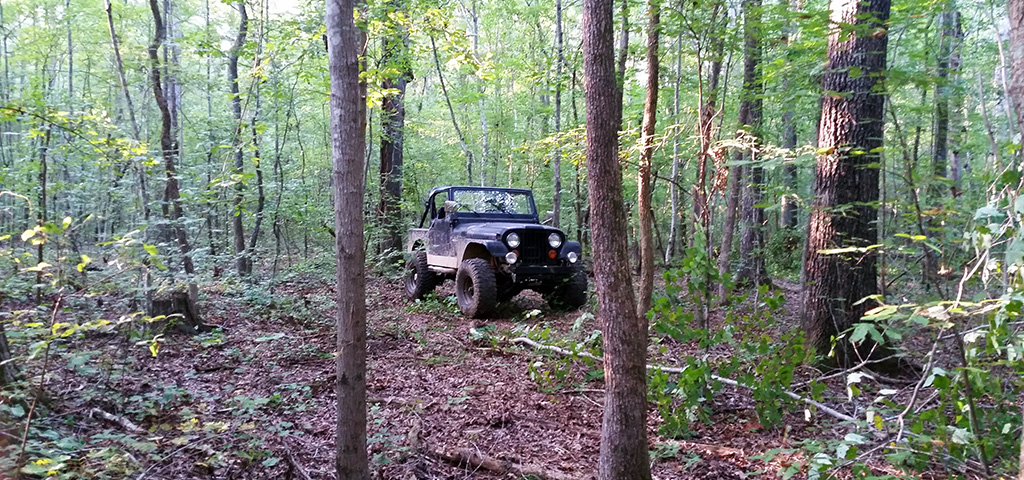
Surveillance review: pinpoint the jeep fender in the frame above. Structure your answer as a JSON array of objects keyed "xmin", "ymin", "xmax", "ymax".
[
  {"xmin": 558, "ymin": 240, "xmax": 583, "ymax": 260},
  {"xmin": 406, "ymin": 228, "xmax": 428, "ymax": 251},
  {"xmin": 459, "ymin": 240, "xmax": 508, "ymax": 263}
]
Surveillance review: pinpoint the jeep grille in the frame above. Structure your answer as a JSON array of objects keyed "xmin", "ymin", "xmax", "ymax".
[{"xmin": 518, "ymin": 230, "xmax": 553, "ymax": 264}]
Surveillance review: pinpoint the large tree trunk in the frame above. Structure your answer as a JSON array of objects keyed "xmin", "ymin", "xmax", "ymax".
[
  {"xmin": 637, "ymin": 0, "xmax": 660, "ymax": 318},
  {"xmin": 377, "ymin": 0, "xmax": 410, "ymax": 254},
  {"xmin": 583, "ymin": 0, "xmax": 652, "ymax": 475},
  {"xmin": 229, "ymin": 2, "xmax": 250, "ymax": 276},
  {"xmin": 326, "ymin": 0, "xmax": 369, "ymax": 475},
  {"xmin": 801, "ymin": 0, "xmax": 891, "ymax": 368},
  {"xmin": 1008, "ymin": 0, "xmax": 1024, "ymax": 132},
  {"xmin": 734, "ymin": 0, "xmax": 767, "ymax": 287}
]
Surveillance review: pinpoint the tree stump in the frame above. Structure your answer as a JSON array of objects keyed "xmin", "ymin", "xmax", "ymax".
[{"xmin": 149, "ymin": 291, "xmax": 203, "ymax": 334}]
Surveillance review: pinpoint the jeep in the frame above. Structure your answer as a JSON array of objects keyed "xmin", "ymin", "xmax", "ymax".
[{"xmin": 404, "ymin": 186, "xmax": 587, "ymax": 318}]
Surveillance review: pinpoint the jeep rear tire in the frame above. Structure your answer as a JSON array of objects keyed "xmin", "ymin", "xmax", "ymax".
[
  {"xmin": 404, "ymin": 251, "xmax": 438, "ymax": 300},
  {"xmin": 544, "ymin": 266, "xmax": 588, "ymax": 310},
  {"xmin": 455, "ymin": 258, "xmax": 497, "ymax": 318}
]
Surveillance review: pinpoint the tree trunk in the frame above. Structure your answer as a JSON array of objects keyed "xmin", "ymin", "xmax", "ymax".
[
  {"xmin": 930, "ymin": 8, "xmax": 956, "ymax": 202},
  {"xmin": 0, "ymin": 294, "xmax": 18, "ymax": 386},
  {"xmin": 779, "ymin": 0, "xmax": 802, "ymax": 229},
  {"xmin": 378, "ymin": 0, "xmax": 410, "ymax": 254},
  {"xmin": 666, "ymin": 34, "xmax": 682, "ymax": 263},
  {"xmin": 553, "ymin": 0, "xmax": 565, "ymax": 228},
  {"xmin": 735, "ymin": 0, "xmax": 767, "ymax": 287},
  {"xmin": 148, "ymin": 0, "xmax": 202, "ymax": 331},
  {"xmin": 691, "ymin": 2, "xmax": 725, "ymax": 250},
  {"xmin": 430, "ymin": 36, "xmax": 474, "ymax": 184},
  {"xmin": 1008, "ymin": 0, "xmax": 1024, "ymax": 131},
  {"xmin": 326, "ymin": 0, "xmax": 369, "ymax": 475},
  {"xmin": 802, "ymin": 0, "xmax": 891, "ymax": 368},
  {"xmin": 471, "ymin": 0, "xmax": 490, "ymax": 186},
  {"xmin": 637, "ymin": 0, "xmax": 660, "ymax": 318},
  {"xmin": 616, "ymin": 0, "xmax": 629, "ymax": 92},
  {"xmin": 35, "ymin": 125, "xmax": 51, "ymax": 304},
  {"xmin": 247, "ymin": 72, "xmax": 266, "ymax": 270},
  {"xmin": 583, "ymin": 0, "xmax": 653, "ymax": 474},
  {"xmin": 716, "ymin": 150, "xmax": 742, "ymax": 301},
  {"xmin": 229, "ymin": 2, "xmax": 250, "ymax": 276}
]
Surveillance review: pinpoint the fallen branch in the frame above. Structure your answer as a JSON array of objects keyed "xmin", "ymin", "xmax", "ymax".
[
  {"xmin": 664, "ymin": 439, "xmax": 745, "ymax": 458},
  {"xmin": 430, "ymin": 447, "xmax": 581, "ymax": 480},
  {"xmin": 285, "ymin": 451, "xmax": 313, "ymax": 480},
  {"xmin": 496, "ymin": 331, "xmax": 857, "ymax": 423},
  {"xmin": 89, "ymin": 408, "xmax": 145, "ymax": 434}
]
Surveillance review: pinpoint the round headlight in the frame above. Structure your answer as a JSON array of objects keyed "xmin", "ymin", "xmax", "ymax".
[
  {"xmin": 505, "ymin": 251, "xmax": 518, "ymax": 264},
  {"xmin": 506, "ymin": 232, "xmax": 521, "ymax": 248},
  {"xmin": 547, "ymin": 232, "xmax": 562, "ymax": 248},
  {"xmin": 567, "ymin": 251, "xmax": 579, "ymax": 264}
]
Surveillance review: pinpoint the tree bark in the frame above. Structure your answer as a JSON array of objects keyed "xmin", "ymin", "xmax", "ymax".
[
  {"xmin": 148, "ymin": 0, "xmax": 202, "ymax": 330},
  {"xmin": 0, "ymin": 294, "xmax": 18, "ymax": 386},
  {"xmin": 637, "ymin": 0, "xmax": 659, "ymax": 318},
  {"xmin": 326, "ymin": 0, "xmax": 369, "ymax": 475},
  {"xmin": 378, "ymin": 0, "xmax": 411, "ymax": 253},
  {"xmin": 801, "ymin": 0, "xmax": 891, "ymax": 368},
  {"xmin": 735, "ymin": 0, "xmax": 767, "ymax": 287},
  {"xmin": 229, "ymin": 2, "xmax": 250, "ymax": 276},
  {"xmin": 583, "ymin": 0, "xmax": 653, "ymax": 475},
  {"xmin": 779, "ymin": 0, "xmax": 802, "ymax": 229},
  {"xmin": 1008, "ymin": 0, "xmax": 1024, "ymax": 131},
  {"xmin": 553, "ymin": 0, "xmax": 565, "ymax": 228}
]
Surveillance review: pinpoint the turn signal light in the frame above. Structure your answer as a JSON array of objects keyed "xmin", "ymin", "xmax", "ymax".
[{"xmin": 548, "ymin": 249, "xmax": 557, "ymax": 259}]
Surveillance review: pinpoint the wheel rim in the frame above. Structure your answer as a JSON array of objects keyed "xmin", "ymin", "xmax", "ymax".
[
  {"xmin": 459, "ymin": 275, "xmax": 475, "ymax": 307},
  {"xmin": 405, "ymin": 263, "xmax": 417, "ymax": 293}
]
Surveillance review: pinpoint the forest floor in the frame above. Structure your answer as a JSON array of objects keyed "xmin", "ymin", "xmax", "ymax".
[{"xmin": 1, "ymin": 266, "xmax": 970, "ymax": 479}]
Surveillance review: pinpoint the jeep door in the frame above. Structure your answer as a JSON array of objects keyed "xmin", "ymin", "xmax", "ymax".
[{"xmin": 427, "ymin": 191, "xmax": 456, "ymax": 259}]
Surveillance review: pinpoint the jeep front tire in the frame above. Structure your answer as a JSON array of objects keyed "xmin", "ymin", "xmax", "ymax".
[
  {"xmin": 404, "ymin": 251, "xmax": 438, "ymax": 300},
  {"xmin": 455, "ymin": 258, "xmax": 497, "ymax": 318}
]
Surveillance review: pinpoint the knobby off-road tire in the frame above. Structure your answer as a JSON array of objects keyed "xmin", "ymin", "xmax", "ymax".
[
  {"xmin": 455, "ymin": 258, "xmax": 497, "ymax": 318},
  {"xmin": 544, "ymin": 266, "xmax": 588, "ymax": 311},
  {"xmin": 404, "ymin": 251, "xmax": 438, "ymax": 300}
]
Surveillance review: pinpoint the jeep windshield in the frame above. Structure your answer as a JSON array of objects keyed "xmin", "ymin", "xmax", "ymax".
[{"xmin": 450, "ymin": 188, "xmax": 537, "ymax": 219}]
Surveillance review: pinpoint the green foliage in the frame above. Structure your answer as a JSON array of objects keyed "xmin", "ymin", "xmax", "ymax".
[{"xmin": 404, "ymin": 293, "xmax": 458, "ymax": 315}]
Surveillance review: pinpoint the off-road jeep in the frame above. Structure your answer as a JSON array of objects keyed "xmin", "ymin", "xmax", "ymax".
[{"xmin": 404, "ymin": 186, "xmax": 587, "ymax": 318}]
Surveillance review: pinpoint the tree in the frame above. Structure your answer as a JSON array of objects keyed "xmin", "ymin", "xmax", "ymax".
[
  {"xmin": 149, "ymin": 0, "xmax": 202, "ymax": 330},
  {"xmin": 582, "ymin": 0, "xmax": 653, "ymax": 474},
  {"xmin": 1008, "ymin": 0, "xmax": 1024, "ymax": 131},
  {"xmin": 734, "ymin": 0, "xmax": 766, "ymax": 287},
  {"xmin": 801, "ymin": 0, "xmax": 891, "ymax": 367},
  {"xmin": 229, "ymin": 1, "xmax": 250, "ymax": 276},
  {"xmin": 378, "ymin": 0, "xmax": 411, "ymax": 254},
  {"xmin": 326, "ymin": 0, "xmax": 369, "ymax": 476},
  {"xmin": 637, "ymin": 0, "xmax": 660, "ymax": 317}
]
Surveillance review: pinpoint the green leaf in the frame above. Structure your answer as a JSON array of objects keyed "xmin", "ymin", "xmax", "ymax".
[
  {"xmin": 1007, "ymin": 236, "xmax": 1024, "ymax": 266},
  {"xmin": 144, "ymin": 244, "xmax": 159, "ymax": 256}
]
